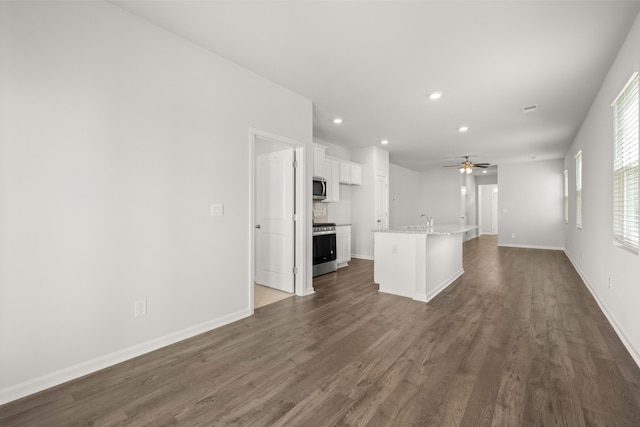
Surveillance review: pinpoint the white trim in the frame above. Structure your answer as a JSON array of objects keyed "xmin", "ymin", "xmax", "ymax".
[
  {"xmin": 379, "ymin": 269, "xmax": 463, "ymax": 303},
  {"xmin": 351, "ymin": 254, "xmax": 374, "ymax": 261},
  {"xmin": 415, "ymin": 268, "xmax": 464, "ymax": 303},
  {"xmin": 249, "ymin": 128, "xmax": 308, "ymax": 300},
  {"xmin": 0, "ymin": 308, "xmax": 251, "ymax": 405},
  {"xmin": 564, "ymin": 250, "xmax": 640, "ymax": 369},
  {"xmin": 378, "ymin": 288, "xmax": 414, "ymax": 299},
  {"xmin": 611, "ymin": 69, "xmax": 639, "ymax": 106},
  {"xmin": 498, "ymin": 243, "xmax": 564, "ymax": 251}
]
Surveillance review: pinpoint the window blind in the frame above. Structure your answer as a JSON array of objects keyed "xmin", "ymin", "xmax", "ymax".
[
  {"xmin": 576, "ymin": 151, "xmax": 582, "ymax": 229},
  {"xmin": 613, "ymin": 71, "xmax": 639, "ymax": 253}
]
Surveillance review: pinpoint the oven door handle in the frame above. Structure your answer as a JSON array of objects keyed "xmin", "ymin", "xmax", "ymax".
[{"xmin": 313, "ymin": 230, "xmax": 336, "ymax": 236}]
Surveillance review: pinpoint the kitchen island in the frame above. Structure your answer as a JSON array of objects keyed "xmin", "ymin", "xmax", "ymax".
[{"xmin": 373, "ymin": 225, "xmax": 477, "ymax": 303}]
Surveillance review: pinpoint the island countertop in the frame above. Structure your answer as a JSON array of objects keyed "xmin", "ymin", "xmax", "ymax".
[{"xmin": 374, "ymin": 224, "xmax": 478, "ymax": 236}]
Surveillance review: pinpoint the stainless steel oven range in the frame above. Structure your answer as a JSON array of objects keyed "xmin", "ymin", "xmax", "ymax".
[{"xmin": 312, "ymin": 223, "xmax": 337, "ymax": 277}]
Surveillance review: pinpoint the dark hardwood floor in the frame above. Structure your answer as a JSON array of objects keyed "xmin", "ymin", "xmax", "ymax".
[{"xmin": 2, "ymin": 235, "xmax": 640, "ymax": 426}]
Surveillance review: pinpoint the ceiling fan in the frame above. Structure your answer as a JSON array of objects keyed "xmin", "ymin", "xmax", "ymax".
[{"xmin": 443, "ymin": 156, "xmax": 491, "ymax": 174}]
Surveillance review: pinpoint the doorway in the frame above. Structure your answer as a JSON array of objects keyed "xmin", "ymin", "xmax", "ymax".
[
  {"xmin": 478, "ymin": 184, "xmax": 498, "ymax": 235},
  {"xmin": 250, "ymin": 129, "xmax": 304, "ymax": 311}
]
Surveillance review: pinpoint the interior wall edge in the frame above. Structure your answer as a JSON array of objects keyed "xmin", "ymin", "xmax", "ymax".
[
  {"xmin": 0, "ymin": 308, "xmax": 251, "ymax": 406},
  {"xmin": 497, "ymin": 244, "xmax": 565, "ymax": 251},
  {"xmin": 564, "ymin": 250, "xmax": 640, "ymax": 370},
  {"xmin": 351, "ymin": 254, "xmax": 374, "ymax": 261}
]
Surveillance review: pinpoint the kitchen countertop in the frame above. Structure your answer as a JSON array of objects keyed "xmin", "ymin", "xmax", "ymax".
[{"xmin": 374, "ymin": 224, "xmax": 478, "ymax": 235}]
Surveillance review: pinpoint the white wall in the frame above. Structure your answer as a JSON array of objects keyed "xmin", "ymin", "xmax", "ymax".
[
  {"xmin": 498, "ymin": 160, "xmax": 564, "ymax": 249},
  {"xmin": 564, "ymin": 12, "xmax": 640, "ymax": 367},
  {"xmin": 389, "ymin": 163, "xmax": 420, "ymax": 227},
  {"xmin": 417, "ymin": 168, "xmax": 462, "ymax": 225},
  {"xmin": 463, "ymin": 173, "xmax": 477, "ymax": 240},
  {"xmin": 351, "ymin": 146, "xmax": 389, "ymax": 259},
  {"xmin": 474, "ymin": 174, "xmax": 498, "ymax": 186},
  {"xmin": 0, "ymin": 1, "xmax": 312, "ymax": 403}
]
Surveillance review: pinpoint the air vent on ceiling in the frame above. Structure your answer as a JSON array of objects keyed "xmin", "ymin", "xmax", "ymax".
[{"xmin": 522, "ymin": 104, "xmax": 538, "ymax": 113}]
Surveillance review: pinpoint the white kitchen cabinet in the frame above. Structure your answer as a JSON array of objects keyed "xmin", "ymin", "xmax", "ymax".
[
  {"xmin": 324, "ymin": 158, "xmax": 340, "ymax": 202},
  {"xmin": 336, "ymin": 225, "xmax": 351, "ymax": 268},
  {"xmin": 339, "ymin": 161, "xmax": 362, "ymax": 185},
  {"xmin": 313, "ymin": 146, "xmax": 326, "ymax": 178},
  {"xmin": 339, "ymin": 162, "xmax": 351, "ymax": 184},
  {"xmin": 350, "ymin": 164, "xmax": 362, "ymax": 185}
]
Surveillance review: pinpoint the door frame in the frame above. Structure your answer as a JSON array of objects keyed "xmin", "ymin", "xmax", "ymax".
[
  {"xmin": 478, "ymin": 184, "xmax": 498, "ymax": 235},
  {"xmin": 249, "ymin": 128, "xmax": 306, "ymax": 313}
]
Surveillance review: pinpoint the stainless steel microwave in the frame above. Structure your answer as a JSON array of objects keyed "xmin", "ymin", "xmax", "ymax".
[{"xmin": 313, "ymin": 177, "xmax": 327, "ymax": 200}]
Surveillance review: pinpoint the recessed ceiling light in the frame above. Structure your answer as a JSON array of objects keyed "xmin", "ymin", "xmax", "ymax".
[
  {"xmin": 482, "ymin": 170, "xmax": 488, "ymax": 174},
  {"xmin": 333, "ymin": 118, "xmax": 343, "ymax": 124},
  {"xmin": 458, "ymin": 126, "xmax": 469, "ymax": 132},
  {"xmin": 380, "ymin": 139, "xmax": 389, "ymax": 145},
  {"xmin": 429, "ymin": 91, "xmax": 443, "ymax": 100}
]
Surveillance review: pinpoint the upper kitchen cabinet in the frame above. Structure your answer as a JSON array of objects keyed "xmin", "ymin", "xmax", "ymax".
[
  {"xmin": 313, "ymin": 145, "xmax": 326, "ymax": 178},
  {"xmin": 339, "ymin": 161, "xmax": 362, "ymax": 185},
  {"xmin": 324, "ymin": 158, "xmax": 340, "ymax": 202}
]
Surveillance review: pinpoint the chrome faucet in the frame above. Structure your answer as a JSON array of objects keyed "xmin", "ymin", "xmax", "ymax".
[{"xmin": 420, "ymin": 214, "xmax": 434, "ymax": 227}]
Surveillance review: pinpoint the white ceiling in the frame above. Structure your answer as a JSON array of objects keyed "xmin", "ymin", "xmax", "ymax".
[{"xmin": 113, "ymin": 0, "xmax": 640, "ymax": 171}]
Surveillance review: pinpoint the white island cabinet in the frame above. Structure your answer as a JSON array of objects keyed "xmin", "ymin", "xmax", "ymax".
[
  {"xmin": 373, "ymin": 225, "xmax": 477, "ymax": 303},
  {"xmin": 336, "ymin": 225, "xmax": 351, "ymax": 268}
]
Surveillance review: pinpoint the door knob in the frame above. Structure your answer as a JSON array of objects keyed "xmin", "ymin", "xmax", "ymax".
[{"xmin": 255, "ymin": 224, "xmax": 261, "ymax": 229}]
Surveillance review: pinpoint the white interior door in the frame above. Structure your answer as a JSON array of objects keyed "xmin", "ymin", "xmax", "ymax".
[
  {"xmin": 460, "ymin": 186, "xmax": 468, "ymax": 227},
  {"xmin": 255, "ymin": 148, "xmax": 294, "ymax": 293},
  {"xmin": 375, "ymin": 175, "xmax": 388, "ymax": 229}
]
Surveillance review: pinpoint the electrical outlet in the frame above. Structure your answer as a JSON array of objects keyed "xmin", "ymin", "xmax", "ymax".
[
  {"xmin": 511, "ymin": 233, "xmax": 516, "ymax": 238},
  {"xmin": 134, "ymin": 299, "xmax": 147, "ymax": 317}
]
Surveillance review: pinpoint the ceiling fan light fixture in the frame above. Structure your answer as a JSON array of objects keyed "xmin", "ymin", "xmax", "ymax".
[{"xmin": 466, "ymin": 167, "xmax": 473, "ymax": 174}]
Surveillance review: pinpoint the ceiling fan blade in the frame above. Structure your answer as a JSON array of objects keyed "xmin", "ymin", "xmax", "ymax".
[
  {"xmin": 472, "ymin": 165, "xmax": 489, "ymax": 168},
  {"xmin": 472, "ymin": 163, "xmax": 491, "ymax": 166},
  {"xmin": 443, "ymin": 165, "xmax": 462, "ymax": 167}
]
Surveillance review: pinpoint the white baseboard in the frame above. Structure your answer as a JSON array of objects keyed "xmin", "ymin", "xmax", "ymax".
[
  {"xmin": 564, "ymin": 250, "xmax": 640, "ymax": 369},
  {"xmin": 351, "ymin": 254, "xmax": 374, "ymax": 261},
  {"xmin": 419, "ymin": 269, "xmax": 465, "ymax": 303},
  {"xmin": 498, "ymin": 243, "xmax": 564, "ymax": 251},
  {"xmin": 378, "ymin": 287, "xmax": 414, "ymax": 300},
  {"xmin": 0, "ymin": 308, "xmax": 251, "ymax": 406},
  {"xmin": 380, "ymin": 269, "xmax": 464, "ymax": 304}
]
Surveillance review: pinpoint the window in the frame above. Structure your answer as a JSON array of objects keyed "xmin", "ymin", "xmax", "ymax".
[
  {"xmin": 613, "ymin": 71, "xmax": 639, "ymax": 253},
  {"xmin": 576, "ymin": 151, "xmax": 582, "ymax": 229},
  {"xmin": 564, "ymin": 169, "xmax": 569, "ymax": 223}
]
